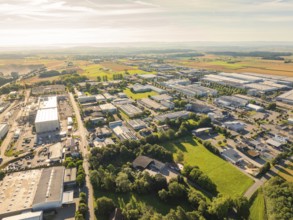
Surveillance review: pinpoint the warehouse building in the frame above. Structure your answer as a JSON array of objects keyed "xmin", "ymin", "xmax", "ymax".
[
  {"xmin": 155, "ymin": 111, "xmax": 190, "ymax": 122},
  {"xmin": 119, "ymin": 104, "xmax": 143, "ymax": 118},
  {"xmin": 215, "ymin": 96, "xmax": 248, "ymax": 108},
  {"xmin": 218, "ymin": 72, "xmax": 263, "ymax": 83},
  {"xmin": 0, "ymin": 123, "xmax": 9, "ymax": 140},
  {"xmin": 78, "ymin": 95, "xmax": 96, "ymax": 103},
  {"xmin": 151, "ymin": 94, "xmax": 173, "ymax": 102},
  {"xmin": 171, "ymin": 84, "xmax": 217, "ymax": 97},
  {"xmin": 128, "ymin": 119, "xmax": 147, "ymax": 130},
  {"xmin": 95, "ymin": 94, "xmax": 106, "ymax": 103},
  {"xmin": 35, "ymin": 108, "xmax": 60, "ymax": 133},
  {"xmin": 160, "ymin": 100, "xmax": 175, "ymax": 109},
  {"xmin": 276, "ymin": 89, "xmax": 293, "ymax": 104},
  {"xmin": 202, "ymin": 74, "xmax": 249, "ymax": 86},
  {"xmin": 103, "ymin": 93, "xmax": 115, "ymax": 101},
  {"xmin": 3, "ymin": 211, "xmax": 43, "ymax": 220},
  {"xmin": 161, "ymin": 79, "xmax": 191, "ymax": 87},
  {"xmin": 186, "ymin": 101, "xmax": 211, "ymax": 113},
  {"xmin": 99, "ymin": 103, "xmax": 117, "ymax": 113},
  {"xmin": 131, "ymin": 84, "xmax": 166, "ymax": 94},
  {"xmin": 49, "ymin": 142, "xmax": 63, "ymax": 162},
  {"xmin": 112, "ymin": 125, "xmax": 138, "ymax": 141},
  {"xmin": 0, "ymin": 167, "xmax": 65, "ymax": 219},
  {"xmin": 244, "ymin": 83, "xmax": 281, "ymax": 94},
  {"xmin": 38, "ymin": 96, "xmax": 57, "ymax": 109},
  {"xmin": 139, "ymin": 98, "xmax": 167, "ymax": 111},
  {"xmin": 224, "ymin": 121, "xmax": 246, "ymax": 131},
  {"xmin": 246, "ymin": 103, "xmax": 264, "ymax": 112}
]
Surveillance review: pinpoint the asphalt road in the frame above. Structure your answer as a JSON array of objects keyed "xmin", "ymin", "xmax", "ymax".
[{"xmin": 69, "ymin": 92, "xmax": 95, "ymax": 220}]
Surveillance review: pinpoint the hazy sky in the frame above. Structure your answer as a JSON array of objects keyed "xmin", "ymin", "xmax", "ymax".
[{"xmin": 0, "ymin": 0, "xmax": 293, "ymax": 46}]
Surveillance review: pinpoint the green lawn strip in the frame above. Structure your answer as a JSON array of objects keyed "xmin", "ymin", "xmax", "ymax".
[
  {"xmin": 123, "ymin": 88, "xmax": 157, "ymax": 100},
  {"xmin": 249, "ymin": 189, "xmax": 266, "ymax": 220},
  {"xmin": 165, "ymin": 136, "xmax": 254, "ymax": 196}
]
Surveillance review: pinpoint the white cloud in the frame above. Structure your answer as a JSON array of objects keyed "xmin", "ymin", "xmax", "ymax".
[{"xmin": 0, "ymin": 0, "xmax": 292, "ymax": 46}]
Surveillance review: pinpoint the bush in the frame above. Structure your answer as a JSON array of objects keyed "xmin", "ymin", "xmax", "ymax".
[{"xmin": 95, "ymin": 197, "xmax": 115, "ymax": 217}]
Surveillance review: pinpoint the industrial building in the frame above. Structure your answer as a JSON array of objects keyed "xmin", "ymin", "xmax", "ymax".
[
  {"xmin": 112, "ymin": 125, "xmax": 138, "ymax": 140},
  {"xmin": 139, "ymin": 98, "xmax": 167, "ymax": 111},
  {"xmin": 0, "ymin": 167, "xmax": 65, "ymax": 219},
  {"xmin": 112, "ymin": 98, "xmax": 134, "ymax": 105},
  {"xmin": 246, "ymin": 103, "xmax": 264, "ymax": 112},
  {"xmin": 215, "ymin": 96, "xmax": 248, "ymax": 108},
  {"xmin": 38, "ymin": 96, "xmax": 57, "ymax": 109},
  {"xmin": 170, "ymin": 84, "xmax": 217, "ymax": 97},
  {"xmin": 93, "ymin": 137, "xmax": 115, "ymax": 148},
  {"xmin": 186, "ymin": 101, "xmax": 211, "ymax": 113},
  {"xmin": 276, "ymin": 89, "xmax": 293, "ymax": 104},
  {"xmin": 131, "ymin": 84, "xmax": 166, "ymax": 94},
  {"xmin": 32, "ymin": 85, "xmax": 66, "ymax": 95},
  {"xmin": 128, "ymin": 119, "xmax": 147, "ymax": 130},
  {"xmin": 224, "ymin": 121, "xmax": 246, "ymax": 131},
  {"xmin": 155, "ymin": 111, "xmax": 190, "ymax": 122},
  {"xmin": 3, "ymin": 211, "xmax": 43, "ymax": 220},
  {"xmin": 103, "ymin": 93, "xmax": 115, "ymax": 101},
  {"xmin": 35, "ymin": 108, "xmax": 60, "ymax": 133},
  {"xmin": 218, "ymin": 72, "xmax": 263, "ymax": 83},
  {"xmin": 202, "ymin": 74, "xmax": 249, "ymax": 86},
  {"xmin": 160, "ymin": 100, "xmax": 175, "ymax": 109},
  {"xmin": 244, "ymin": 83, "xmax": 281, "ymax": 94},
  {"xmin": 0, "ymin": 123, "xmax": 9, "ymax": 140},
  {"xmin": 119, "ymin": 104, "xmax": 143, "ymax": 118},
  {"xmin": 49, "ymin": 142, "xmax": 63, "ymax": 162},
  {"xmin": 95, "ymin": 94, "xmax": 106, "ymax": 102},
  {"xmin": 77, "ymin": 95, "xmax": 96, "ymax": 103},
  {"xmin": 99, "ymin": 103, "xmax": 117, "ymax": 113},
  {"xmin": 138, "ymin": 74, "xmax": 157, "ymax": 80},
  {"xmin": 151, "ymin": 94, "xmax": 173, "ymax": 102},
  {"xmin": 64, "ymin": 168, "xmax": 77, "ymax": 187},
  {"xmin": 161, "ymin": 79, "xmax": 191, "ymax": 87}
]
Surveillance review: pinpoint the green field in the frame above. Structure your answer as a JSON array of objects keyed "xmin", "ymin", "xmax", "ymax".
[
  {"xmin": 249, "ymin": 189, "xmax": 266, "ymax": 220},
  {"xmin": 210, "ymin": 61, "xmax": 245, "ymax": 69},
  {"xmin": 165, "ymin": 137, "xmax": 254, "ymax": 196},
  {"xmin": 80, "ymin": 64, "xmax": 155, "ymax": 80},
  {"xmin": 123, "ymin": 88, "xmax": 157, "ymax": 100}
]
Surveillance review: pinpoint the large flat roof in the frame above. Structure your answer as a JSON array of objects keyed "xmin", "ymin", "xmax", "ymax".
[
  {"xmin": 0, "ymin": 169, "xmax": 42, "ymax": 214},
  {"xmin": 3, "ymin": 211, "xmax": 43, "ymax": 220},
  {"xmin": 32, "ymin": 166, "xmax": 64, "ymax": 207},
  {"xmin": 38, "ymin": 96, "xmax": 57, "ymax": 109},
  {"xmin": 35, "ymin": 108, "xmax": 59, "ymax": 123},
  {"xmin": 277, "ymin": 89, "xmax": 293, "ymax": 101}
]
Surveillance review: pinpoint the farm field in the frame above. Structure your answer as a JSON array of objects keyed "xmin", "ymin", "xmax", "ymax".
[
  {"xmin": 172, "ymin": 56, "xmax": 293, "ymax": 77},
  {"xmin": 123, "ymin": 88, "xmax": 157, "ymax": 100},
  {"xmin": 165, "ymin": 137, "xmax": 254, "ymax": 196},
  {"xmin": 80, "ymin": 62, "xmax": 155, "ymax": 80},
  {"xmin": 21, "ymin": 75, "xmax": 61, "ymax": 85},
  {"xmin": 249, "ymin": 189, "xmax": 266, "ymax": 220}
]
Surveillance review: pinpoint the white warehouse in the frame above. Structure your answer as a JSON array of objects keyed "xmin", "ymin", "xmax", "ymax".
[{"xmin": 35, "ymin": 108, "xmax": 60, "ymax": 133}]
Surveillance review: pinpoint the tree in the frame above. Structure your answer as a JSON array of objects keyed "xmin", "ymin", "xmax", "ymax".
[
  {"xmin": 78, "ymin": 203, "xmax": 88, "ymax": 216},
  {"xmin": 95, "ymin": 197, "xmax": 115, "ymax": 217},
  {"xmin": 75, "ymin": 211, "xmax": 85, "ymax": 220},
  {"xmin": 233, "ymin": 196, "xmax": 250, "ymax": 218},
  {"xmin": 115, "ymin": 172, "xmax": 131, "ymax": 193},
  {"xmin": 0, "ymin": 170, "xmax": 5, "ymax": 181},
  {"xmin": 76, "ymin": 174, "xmax": 85, "ymax": 186},
  {"xmin": 79, "ymin": 192, "xmax": 87, "ymax": 203},
  {"xmin": 208, "ymin": 195, "xmax": 232, "ymax": 219},
  {"xmin": 267, "ymin": 102, "xmax": 277, "ymax": 110},
  {"xmin": 176, "ymin": 151, "xmax": 184, "ymax": 163}
]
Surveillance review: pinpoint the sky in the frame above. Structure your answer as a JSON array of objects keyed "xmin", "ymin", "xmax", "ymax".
[{"xmin": 0, "ymin": 0, "xmax": 293, "ymax": 47}]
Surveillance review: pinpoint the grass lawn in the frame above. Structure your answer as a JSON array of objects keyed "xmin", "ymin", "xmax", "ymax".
[
  {"xmin": 165, "ymin": 137, "xmax": 254, "ymax": 196},
  {"xmin": 249, "ymin": 189, "xmax": 266, "ymax": 220},
  {"xmin": 123, "ymin": 88, "xmax": 157, "ymax": 100}
]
